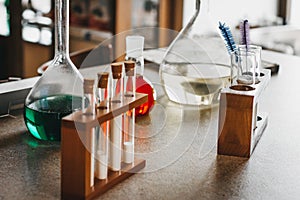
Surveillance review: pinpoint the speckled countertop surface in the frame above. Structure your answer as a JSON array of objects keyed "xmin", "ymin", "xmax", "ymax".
[{"xmin": 1, "ymin": 51, "xmax": 300, "ymax": 199}]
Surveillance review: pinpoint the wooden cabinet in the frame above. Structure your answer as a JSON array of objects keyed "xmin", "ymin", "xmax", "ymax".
[
  {"xmin": 0, "ymin": 0, "xmax": 23, "ymax": 79},
  {"xmin": 0, "ymin": 0, "xmax": 183, "ymax": 79},
  {"xmin": 70, "ymin": 0, "xmax": 183, "ymax": 51}
]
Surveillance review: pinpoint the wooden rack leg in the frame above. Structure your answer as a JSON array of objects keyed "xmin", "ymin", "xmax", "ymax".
[
  {"xmin": 61, "ymin": 122, "xmax": 146, "ymax": 200},
  {"xmin": 217, "ymin": 93, "xmax": 268, "ymax": 158},
  {"xmin": 217, "ymin": 70, "xmax": 270, "ymax": 158},
  {"xmin": 61, "ymin": 122, "xmax": 92, "ymax": 200}
]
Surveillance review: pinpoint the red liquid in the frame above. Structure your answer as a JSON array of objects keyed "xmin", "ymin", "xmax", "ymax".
[
  {"xmin": 135, "ymin": 76, "xmax": 154, "ymax": 116},
  {"xmin": 123, "ymin": 76, "xmax": 155, "ymax": 116}
]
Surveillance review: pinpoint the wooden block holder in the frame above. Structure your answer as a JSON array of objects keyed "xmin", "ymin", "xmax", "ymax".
[
  {"xmin": 218, "ymin": 69, "xmax": 271, "ymax": 158},
  {"xmin": 61, "ymin": 93, "xmax": 148, "ymax": 200}
]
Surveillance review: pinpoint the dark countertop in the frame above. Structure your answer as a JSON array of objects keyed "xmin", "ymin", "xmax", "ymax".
[{"xmin": 1, "ymin": 51, "xmax": 300, "ymax": 199}]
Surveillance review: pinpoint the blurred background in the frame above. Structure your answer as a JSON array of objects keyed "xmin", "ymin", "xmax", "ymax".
[{"xmin": 0, "ymin": 0, "xmax": 298, "ymax": 80}]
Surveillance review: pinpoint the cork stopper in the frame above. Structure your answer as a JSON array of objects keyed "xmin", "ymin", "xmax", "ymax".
[
  {"xmin": 111, "ymin": 63, "xmax": 123, "ymax": 79},
  {"xmin": 124, "ymin": 61, "xmax": 135, "ymax": 76},
  {"xmin": 84, "ymin": 79, "xmax": 95, "ymax": 94},
  {"xmin": 97, "ymin": 72, "xmax": 109, "ymax": 88}
]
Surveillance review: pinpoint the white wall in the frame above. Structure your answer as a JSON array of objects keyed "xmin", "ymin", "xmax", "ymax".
[
  {"xmin": 183, "ymin": 0, "xmax": 279, "ymax": 29},
  {"xmin": 290, "ymin": 0, "xmax": 300, "ymax": 27}
]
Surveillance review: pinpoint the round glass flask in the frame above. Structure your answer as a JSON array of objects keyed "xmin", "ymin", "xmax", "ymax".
[
  {"xmin": 125, "ymin": 36, "xmax": 155, "ymax": 116},
  {"xmin": 160, "ymin": 0, "xmax": 231, "ymax": 106},
  {"xmin": 24, "ymin": 0, "xmax": 83, "ymax": 141}
]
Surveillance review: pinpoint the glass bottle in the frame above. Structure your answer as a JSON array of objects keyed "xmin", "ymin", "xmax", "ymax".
[
  {"xmin": 24, "ymin": 0, "xmax": 83, "ymax": 141},
  {"xmin": 123, "ymin": 61, "xmax": 136, "ymax": 164},
  {"xmin": 160, "ymin": 0, "xmax": 231, "ymax": 106},
  {"xmin": 125, "ymin": 36, "xmax": 154, "ymax": 116}
]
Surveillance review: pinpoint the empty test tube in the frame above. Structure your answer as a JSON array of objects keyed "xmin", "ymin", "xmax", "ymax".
[
  {"xmin": 83, "ymin": 79, "xmax": 96, "ymax": 187},
  {"xmin": 123, "ymin": 61, "xmax": 136, "ymax": 164},
  {"xmin": 110, "ymin": 63, "xmax": 123, "ymax": 171},
  {"xmin": 95, "ymin": 73, "xmax": 110, "ymax": 180}
]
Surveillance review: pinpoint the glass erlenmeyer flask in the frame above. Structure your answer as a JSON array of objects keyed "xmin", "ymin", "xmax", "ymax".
[
  {"xmin": 24, "ymin": 0, "xmax": 83, "ymax": 141},
  {"xmin": 160, "ymin": 0, "xmax": 231, "ymax": 106}
]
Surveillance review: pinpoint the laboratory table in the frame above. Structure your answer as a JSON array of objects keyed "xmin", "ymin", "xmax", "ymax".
[{"xmin": 0, "ymin": 51, "xmax": 300, "ymax": 199}]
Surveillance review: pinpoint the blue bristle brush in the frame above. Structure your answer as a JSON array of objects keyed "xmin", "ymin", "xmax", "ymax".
[
  {"xmin": 219, "ymin": 22, "xmax": 237, "ymax": 55},
  {"xmin": 240, "ymin": 19, "xmax": 250, "ymax": 49}
]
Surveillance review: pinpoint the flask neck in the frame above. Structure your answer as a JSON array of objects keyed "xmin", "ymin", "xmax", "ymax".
[
  {"xmin": 54, "ymin": 0, "xmax": 69, "ymax": 57},
  {"xmin": 195, "ymin": 0, "xmax": 210, "ymax": 15},
  {"xmin": 192, "ymin": 0, "xmax": 216, "ymax": 37},
  {"xmin": 199, "ymin": 0, "xmax": 209, "ymax": 14},
  {"xmin": 196, "ymin": 0, "xmax": 200, "ymax": 12}
]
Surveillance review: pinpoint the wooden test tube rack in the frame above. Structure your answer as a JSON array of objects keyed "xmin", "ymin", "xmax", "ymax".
[
  {"xmin": 61, "ymin": 93, "xmax": 148, "ymax": 200},
  {"xmin": 218, "ymin": 69, "xmax": 271, "ymax": 158}
]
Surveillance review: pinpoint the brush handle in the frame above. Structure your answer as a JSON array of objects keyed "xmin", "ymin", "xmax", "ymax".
[{"xmin": 240, "ymin": 19, "xmax": 250, "ymax": 49}]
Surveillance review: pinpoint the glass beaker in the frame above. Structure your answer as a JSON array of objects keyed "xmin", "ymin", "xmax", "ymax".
[
  {"xmin": 24, "ymin": 0, "xmax": 83, "ymax": 141},
  {"xmin": 238, "ymin": 45, "xmax": 262, "ymax": 77},
  {"xmin": 160, "ymin": 0, "xmax": 231, "ymax": 106},
  {"xmin": 231, "ymin": 50, "xmax": 257, "ymax": 86}
]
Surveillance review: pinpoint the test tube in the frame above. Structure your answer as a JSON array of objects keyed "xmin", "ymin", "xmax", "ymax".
[
  {"xmin": 83, "ymin": 79, "xmax": 96, "ymax": 115},
  {"xmin": 110, "ymin": 63, "xmax": 123, "ymax": 171},
  {"xmin": 82, "ymin": 78, "xmax": 96, "ymax": 187},
  {"xmin": 97, "ymin": 72, "xmax": 110, "ymax": 108},
  {"xmin": 125, "ymin": 35, "xmax": 154, "ymax": 116},
  {"xmin": 123, "ymin": 61, "xmax": 136, "ymax": 164},
  {"xmin": 125, "ymin": 35, "xmax": 144, "ymax": 77},
  {"xmin": 95, "ymin": 72, "xmax": 109, "ymax": 180}
]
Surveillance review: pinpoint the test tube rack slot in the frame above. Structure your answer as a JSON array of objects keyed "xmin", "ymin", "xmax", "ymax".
[
  {"xmin": 61, "ymin": 93, "xmax": 148, "ymax": 200},
  {"xmin": 218, "ymin": 69, "xmax": 271, "ymax": 158}
]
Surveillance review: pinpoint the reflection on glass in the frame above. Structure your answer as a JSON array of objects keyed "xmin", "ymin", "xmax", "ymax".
[
  {"xmin": 21, "ymin": 0, "xmax": 53, "ymax": 45},
  {"xmin": 0, "ymin": 0, "xmax": 10, "ymax": 36},
  {"xmin": 22, "ymin": 25, "xmax": 52, "ymax": 46},
  {"xmin": 22, "ymin": 9, "xmax": 35, "ymax": 20},
  {"xmin": 22, "ymin": 25, "xmax": 40, "ymax": 43},
  {"xmin": 40, "ymin": 27, "xmax": 52, "ymax": 46},
  {"xmin": 31, "ymin": 0, "xmax": 51, "ymax": 14},
  {"xmin": 35, "ymin": 16, "xmax": 52, "ymax": 26}
]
